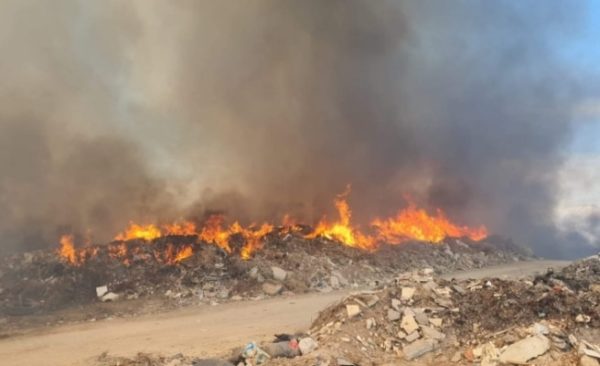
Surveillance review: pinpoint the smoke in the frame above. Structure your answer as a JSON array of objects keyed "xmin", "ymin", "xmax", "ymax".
[{"xmin": 0, "ymin": 0, "xmax": 596, "ymax": 258}]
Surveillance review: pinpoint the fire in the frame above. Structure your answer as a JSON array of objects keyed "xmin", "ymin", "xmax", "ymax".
[
  {"xmin": 371, "ymin": 203, "xmax": 488, "ymax": 243},
  {"xmin": 240, "ymin": 223, "xmax": 275, "ymax": 260},
  {"xmin": 306, "ymin": 187, "xmax": 375, "ymax": 250},
  {"xmin": 163, "ymin": 221, "xmax": 197, "ymax": 236},
  {"xmin": 115, "ymin": 222, "xmax": 162, "ymax": 241},
  {"xmin": 56, "ymin": 186, "xmax": 489, "ymax": 266},
  {"xmin": 199, "ymin": 215, "xmax": 233, "ymax": 253},
  {"xmin": 59, "ymin": 234, "xmax": 77, "ymax": 265}
]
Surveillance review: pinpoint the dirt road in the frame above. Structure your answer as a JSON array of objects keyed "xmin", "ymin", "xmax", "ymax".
[{"xmin": 0, "ymin": 260, "xmax": 569, "ymax": 366}]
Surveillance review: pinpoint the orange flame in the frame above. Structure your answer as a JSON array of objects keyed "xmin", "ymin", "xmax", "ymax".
[
  {"xmin": 371, "ymin": 203, "xmax": 488, "ymax": 243},
  {"xmin": 163, "ymin": 221, "xmax": 197, "ymax": 236},
  {"xmin": 306, "ymin": 187, "xmax": 376, "ymax": 249},
  {"xmin": 115, "ymin": 222, "xmax": 162, "ymax": 241},
  {"xmin": 57, "ymin": 187, "xmax": 489, "ymax": 266},
  {"xmin": 59, "ymin": 234, "xmax": 78, "ymax": 265},
  {"xmin": 199, "ymin": 215, "xmax": 233, "ymax": 252}
]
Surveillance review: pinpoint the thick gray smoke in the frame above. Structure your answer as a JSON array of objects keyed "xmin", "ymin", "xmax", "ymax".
[{"xmin": 0, "ymin": 1, "xmax": 596, "ymax": 258}]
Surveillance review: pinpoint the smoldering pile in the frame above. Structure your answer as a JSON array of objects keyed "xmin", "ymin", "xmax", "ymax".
[{"xmin": 0, "ymin": 234, "xmax": 528, "ymax": 324}]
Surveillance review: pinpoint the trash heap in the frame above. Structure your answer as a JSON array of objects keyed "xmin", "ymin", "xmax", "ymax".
[
  {"xmin": 90, "ymin": 254, "xmax": 599, "ymax": 366},
  {"xmin": 293, "ymin": 253, "xmax": 600, "ymax": 366},
  {"xmin": 0, "ymin": 235, "xmax": 528, "ymax": 320}
]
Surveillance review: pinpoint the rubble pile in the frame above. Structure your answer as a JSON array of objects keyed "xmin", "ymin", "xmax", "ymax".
[
  {"xmin": 90, "ymin": 254, "xmax": 599, "ymax": 366},
  {"xmin": 292, "ymin": 254, "xmax": 600, "ymax": 365},
  {"xmin": 0, "ymin": 235, "xmax": 528, "ymax": 319}
]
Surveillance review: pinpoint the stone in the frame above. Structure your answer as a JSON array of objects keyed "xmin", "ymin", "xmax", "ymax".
[
  {"xmin": 403, "ymin": 339, "xmax": 436, "ymax": 360},
  {"xmin": 248, "ymin": 267, "xmax": 259, "ymax": 278},
  {"xmin": 387, "ymin": 309, "xmax": 401, "ymax": 321},
  {"xmin": 581, "ymin": 355, "xmax": 600, "ymax": 366},
  {"xmin": 401, "ymin": 313, "xmax": 419, "ymax": 334},
  {"xmin": 391, "ymin": 298, "xmax": 402, "ymax": 311},
  {"xmin": 271, "ymin": 267, "xmax": 287, "ymax": 281},
  {"xmin": 414, "ymin": 312, "xmax": 429, "ymax": 326},
  {"xmin": 530, "ymin": 322, "xmax": 549, "ymax": 335},
  {"xmin": 499, "ymin": 335, "xmax": 550, "ymax": 364},
  {"xmin": 429, "ymin": 318, "xmax": 443, "ymax": 327},
  {"xmin": 337, "ymin": 358, "xmax": 354, "ymax": 366},
  {"xmin": 262, "ymin": 341, "xmax": 299, "ymax": 358},
  {"xmin": 405, "ymin": 331, "xmax": 420, "ymax": 342},
  {"xmin": 262, "ymin": 282, "xmax": 283, "ymax": 295},
  {"xmin": 299, "ymin": 337, "xmax": 318, "ymax": 355},
  {"xmin": 401, "ymin": 287, "xmax": 416, "ymax": 301},
  {"xmin": 101, "ymin": 292, "xmax": 119, "ymax": 302},
  {"xmin": 421, "ymin": 325, "xmax": 445, "ymax": 340},
  {"xmin": 366, "ymin": 318, "xmax": 376, "ymax": 329},
  {"xmin": 96, "ymin": 285, "xmax": 108, "ymax": 298},
  {"xmin": 576, "ymin": 314, "xmax": 591, "ymax": 323},
  {"xmin": 346, "ymin": 304, "xmax": 361, "ymax": 318},
  {"xmin": 480, "ymin": 342, "xmax": 499, "ymax": 366}
]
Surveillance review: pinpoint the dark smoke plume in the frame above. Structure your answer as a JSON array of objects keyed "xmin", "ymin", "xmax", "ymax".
[{"xmin": 0, "ymin": 1, "xmax": 597, "ymax": 258}]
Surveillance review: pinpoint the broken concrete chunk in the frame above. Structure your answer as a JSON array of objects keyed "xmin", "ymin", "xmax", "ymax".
[
  {"xmin": 101, "ymin": 292, "xmax": 119, "ymax": 302},
  {"xmin": 429, "ymin": 318, "xmax": 443, "ymax": 327},
  {"xmin": 401, "ymin": 287, "xmax": 415, "ymax": 301},
  {"xmin": 401, "ymin": 313, "xmax": 419, "ymax": 334},
  {"xmin": 96, "ymin": 285, "xmax": 108, "ymax": 298},
  {"xmin": 499, "ymin": 335, "xmax": 550, "ymax": 364},
  {"xmin": 421, "ymin": 325, "xmax": 445, "ymax": 340},
  {"xmin": 299, "ymin": 337, "xmax": 318, "ymax": 355},
  {"xmin": 403, "ymin": 339, "xmax": 436, "ymax": 360},
  {"xmin": 262, "ymin": 282, "xmax": 283, "ymax": 295},
  {"xmin": 405, "ymin": 331, "xmax": 420, "ymax": 342},
  {"xmin": 387, "ymin": 309, "xmax": 401, "ymax": 321},
  {"xmin": 414, "ymin": 312, "xmax": 429, "ymax": 326},
  {"xmin": 271, "ymin": 267, "xmax": 287, "ymax": 281},
  {"xmin": 346, "ymin": 304, "xmax": 361, "ymax": 318}
]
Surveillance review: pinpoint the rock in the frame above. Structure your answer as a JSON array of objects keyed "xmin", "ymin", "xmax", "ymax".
[
  {"xmin": 391, "ymin": 298, "xmax": 402, "ymax": 311},
  {"xmin": 337, "ymin": 358, "xmax": 355, "ymax": 366},
  {"xmin": 403, "ymin": 339, "xmax": 436, "ymax": 360},
  {"xmin": 405, "ymin": 331, "xmax": 420, "ymax": 342},
  {"xmin": 401, "ymin": 287, "xmax": 416, "ymax": 301},
  {"xmin": 262, "ymin": 282, "xmax": 283, "ymax": 295},
  {"xmin": 576, "ymin": 314, "xmax": 591, "ymax": 323},
  {"xmin": 366, "ymin": 318, "xmax": 376, "ymax": 329},
  {"xmin": 421, "ymin": 325, "xmax": 445, "ymax": 340},
  {"xmin": 429, "ymin": 318, "xmax": 443, "ymax": 327},
  {"xmin": 96, "ymin": 285, "xmax": 108, "ymax": 298},
  {"xmin": 271, "ymin": 267, "xmax": 287, "ymax": 281},
  {"xmin": 387, "ymin": 309, "xmax": 401, "ymax": 321},
  {"xmin": 530, "ymin": 322, "xmax": 549, "ymax": 335},
  {"xmin": 499, "ymin": 335, "xmax": 550, "ymax": 364},
  {"xmin": 101, "ymin": 292, "xmax": 119, "ymax": 302},
  {"xmin": 248, "ymin": 267, "xmax": 259, "ymax": 279},
  {"xmin": 480, "ymin": 342, "xmax": 499, "ymax": 366},
  {"xmin": 581, "ymin": 355, "xmax": 600, "ymax": 366},
  {"xmin": 401, "ymin": 313, "xmax": 419, "ymax": 334},
  {"xmin": 346, "ymin": 304, "xmax": 361, "ymax": 318},
  {"xmin": 299, "ymin": 337, "xmax": 318, "ymax": 355},
  {"xmin": 414, "ymin": 312, "xmax": 429, "ymax": 326}
]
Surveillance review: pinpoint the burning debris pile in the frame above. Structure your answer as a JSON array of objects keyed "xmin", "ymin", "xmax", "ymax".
[{"xmin": 0, "ymin": 234, "xmax": 527, "ymax": 321}]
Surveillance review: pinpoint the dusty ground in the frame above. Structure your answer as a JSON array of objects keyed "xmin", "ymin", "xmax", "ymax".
[{"xmin": 0, "ymin": 260, "xmax": 569, "ymax": 366}]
